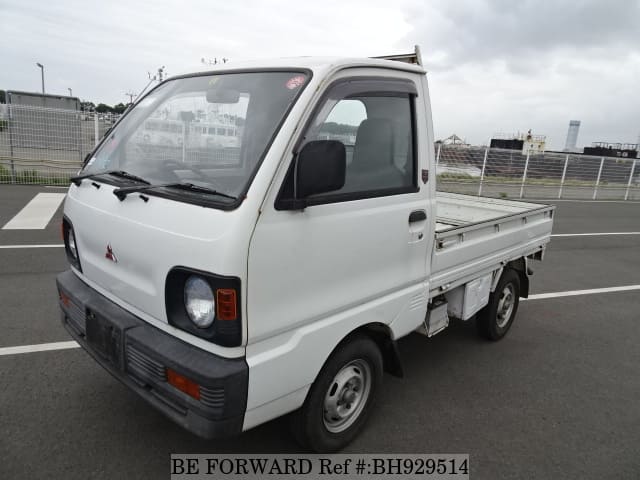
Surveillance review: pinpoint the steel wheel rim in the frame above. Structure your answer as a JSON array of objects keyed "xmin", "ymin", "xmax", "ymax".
[
  {"xmin": 496, "ymin": 284, "xmax": 515, "ymax": 328},
  {"xmin": 323, "ymin": 359, "xmax": 372, "ymax": 433}
]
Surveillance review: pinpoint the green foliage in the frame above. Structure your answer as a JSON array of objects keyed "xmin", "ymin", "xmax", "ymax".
[
  {"xmin": 112, "ymin": 103, "xmax": 128, "ymax": 114},
  {"xmin": 0, "ymin": 166, "xmax": 71, "ymax": 185},
  {"xmin": 95, "ymin": 103, "xmax": 112, "ymax": 113},
  {"xmin": 319, "ymin": 122, "xmax": 358, "ymax": 136}
]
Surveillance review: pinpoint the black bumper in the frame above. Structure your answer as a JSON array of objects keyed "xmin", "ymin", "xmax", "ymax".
[{"xmin": 56, "ymin": 270, "xmax": 248, "ymax": 439}]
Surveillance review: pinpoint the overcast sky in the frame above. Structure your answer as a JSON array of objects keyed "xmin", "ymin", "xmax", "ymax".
[{"xmin": 1, "ymin": 0, "xmax": 639, "ymax": 150}]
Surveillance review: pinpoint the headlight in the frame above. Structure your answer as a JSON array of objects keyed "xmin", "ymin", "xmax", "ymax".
[{"xmin": 184, "ymin": 276, "xmax": 215, "ymax": 328}]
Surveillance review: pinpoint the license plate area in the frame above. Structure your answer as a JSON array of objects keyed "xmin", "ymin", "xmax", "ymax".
[{"xmin": 86, "ymin": 310, "xmax": 122, "ymax": 368}]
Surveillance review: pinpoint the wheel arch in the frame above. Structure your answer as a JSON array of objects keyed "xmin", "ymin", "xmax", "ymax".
[
  {"xmin": 338, "ymin": 323, "xmax": 403, "ymax": 378},
  {"xmin": 507, "ymin": 257, "xmax": 530, "ymax": 298}
]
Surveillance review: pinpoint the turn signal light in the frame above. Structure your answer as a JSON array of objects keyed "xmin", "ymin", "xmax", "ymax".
[
  {"xmin": 216, "ymin": 289, "xmax": 237, "ymax": 320},
  {"xmin": 166, "ymin": 369, "xmax": 200, "ymax": 400}
]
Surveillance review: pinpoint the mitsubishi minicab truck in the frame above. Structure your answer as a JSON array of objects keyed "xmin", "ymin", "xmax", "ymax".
[{"xmin": 57, "ymin": 47, "xmax": 555, "ymax": 452}]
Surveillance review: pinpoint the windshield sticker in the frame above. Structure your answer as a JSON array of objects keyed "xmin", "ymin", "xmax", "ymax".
[{"xmin": 285, "ymin": 75, "xmax": 306, "ymax": 90}]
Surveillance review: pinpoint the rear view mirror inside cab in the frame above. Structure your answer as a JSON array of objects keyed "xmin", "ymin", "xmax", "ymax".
[{"xmin": 206, "ymin": 88, "xmax": 240, "ymax": 104}]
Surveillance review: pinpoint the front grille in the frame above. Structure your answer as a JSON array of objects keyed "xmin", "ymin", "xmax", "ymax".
[{"xmin": 126, "ymin": 343, "xmax": 166, "ymax": 384}]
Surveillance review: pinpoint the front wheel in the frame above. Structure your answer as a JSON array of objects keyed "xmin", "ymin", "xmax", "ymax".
[
  {"xmin": 476, "ymin": 269, "xmax": 521, "ymax": 341},
  {"xmin": 290, "ymin": 334, "xmax": 383, "ymax": 452}
]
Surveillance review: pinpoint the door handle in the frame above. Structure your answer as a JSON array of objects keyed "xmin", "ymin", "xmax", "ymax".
[{"xmin": 409, "ymin": 210, "xmax": 427, "ymax": 223}]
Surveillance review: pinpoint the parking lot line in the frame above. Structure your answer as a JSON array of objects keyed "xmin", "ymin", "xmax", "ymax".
[
  {"xmin": 526, "ymin": 284, "xmax": 640, "ymax": 300},
  {"xmin": 552, "ymin": 232, "xmax": 640, "ymax": 237},
  {"xmin": 2, "ymin": 284, "xmax": 639, "ymax": 356},
  {"xmin": 0, "ymin": 244, "xmax": 64, "ymax": 249},
  {"xmin": 2, "ymin": 193, "xmax": 66, "ymax": 230},
  {"xmin": 0, "ymin": 341, "xmax": 79, "ymax": 356}
]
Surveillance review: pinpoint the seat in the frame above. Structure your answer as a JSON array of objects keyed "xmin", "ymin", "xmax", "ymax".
[{"xmin": 346, "ymin": 118, "xmax": 405, "ymax": 191}]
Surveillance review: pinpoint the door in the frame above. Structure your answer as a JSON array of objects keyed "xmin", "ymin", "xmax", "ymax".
[{"xmin": 247, "ymin": 75, "xmax": 432, "ymax": 344}]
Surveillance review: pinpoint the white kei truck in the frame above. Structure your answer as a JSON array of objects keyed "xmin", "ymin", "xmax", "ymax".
[{"xmin": 57, "ymin": 48, "xmax": 555, "ymax": 452}]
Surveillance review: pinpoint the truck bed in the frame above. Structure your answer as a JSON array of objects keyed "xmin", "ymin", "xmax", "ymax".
[{"xmin": 430, "ymin": 192, "xmax": 555, "ymax": 297}]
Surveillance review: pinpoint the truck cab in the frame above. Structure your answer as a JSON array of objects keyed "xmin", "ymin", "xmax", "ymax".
[{"xmin": 57, "ymin": 51, "xmax": 554, "ymax": 452}]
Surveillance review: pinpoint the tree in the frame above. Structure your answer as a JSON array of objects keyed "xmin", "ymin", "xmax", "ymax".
[
  {"xmin": 95, "ymin": 103, "xmax": 112, "ymax": 113},
  {"xmin": 112, "ymin": 103, "xmax": 128, "ymax": 114},
  {"xmin": 80, "ymin": 101, "xmax": 95, "ymax": 112}
]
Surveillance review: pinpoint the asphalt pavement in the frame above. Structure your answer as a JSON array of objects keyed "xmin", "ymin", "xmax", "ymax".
[{"xmin": 1, "ymin": 184, "xmax": 639, "ymax": 479}]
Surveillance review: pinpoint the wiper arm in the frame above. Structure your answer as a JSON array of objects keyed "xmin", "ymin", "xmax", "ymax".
[
  {"xmin": 113, "ymin": 182, "xmax": 237, "ymax": 201},
  {"xmin": 70, "ymin": 170, "xmax": 150, "ymax": 186}
]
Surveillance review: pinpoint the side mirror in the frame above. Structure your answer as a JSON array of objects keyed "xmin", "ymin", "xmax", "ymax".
[{"xmin": 296, "ymin": 140, "xmax": 346, "ymax": 200}]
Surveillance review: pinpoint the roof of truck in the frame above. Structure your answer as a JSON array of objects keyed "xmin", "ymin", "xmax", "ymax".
[{"xmin": 170, "ymin": 56, "xmax": 426, "ymax": 80}]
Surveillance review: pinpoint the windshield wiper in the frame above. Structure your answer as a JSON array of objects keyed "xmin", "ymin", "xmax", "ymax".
[
  {"xmin": 113, "ymin": 181, "xmax": 237, "ymax": 202},
  {"xmin": 70, "ymin": 170, "xmax": 150, "ymax": 187}
]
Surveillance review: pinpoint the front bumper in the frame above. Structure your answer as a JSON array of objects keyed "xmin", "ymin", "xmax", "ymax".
[{"xmin": 56, "ymin": 270, "xmax": 248, "ymax": 439}]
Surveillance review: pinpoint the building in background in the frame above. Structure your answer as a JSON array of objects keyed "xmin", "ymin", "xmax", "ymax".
[
  {"xmin": 490, "ymin": 130, "xmax": 546, "ymax": 154},
  {"xmin": 563, "ymin": 120, "xmax": 581, "ymax": 152},
  {"xmin": 435, "ymin": 133, "xmax": 470, "ymax": 147},
  {"xmin": 6, "ymin": 90, "xmax": 79, "ymax": 110},
  {"xmin": 583, "ymin": 142, "xmax": 638, "ymax": 159}
]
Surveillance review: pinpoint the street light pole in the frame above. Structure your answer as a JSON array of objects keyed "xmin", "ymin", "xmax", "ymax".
[
  {"xmin": 36, "ymin": 63, "xmax": 45, "ymax": 94},
  {"xmin": 68, "ymin": 88, "xmax": 73, "ymax": 97}
]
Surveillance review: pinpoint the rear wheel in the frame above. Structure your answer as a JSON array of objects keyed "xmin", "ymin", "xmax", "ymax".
[
  {"xmin": 290, "ymin": 334, "xmax": 383, "ymax": 452},
  {"xmin": 477, "ymin": 269, "xmax": 521, "ymax": 341}
]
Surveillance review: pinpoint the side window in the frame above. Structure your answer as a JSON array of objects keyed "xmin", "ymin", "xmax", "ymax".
[{"xmin": 304, "ymin": 91, "xmax": 416, "ymax": 198}]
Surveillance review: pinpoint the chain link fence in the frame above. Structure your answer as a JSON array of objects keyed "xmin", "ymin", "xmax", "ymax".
[
  {"xmin": 1, "ymin": 103, "xmax": 639, "ymax": 201},
  {"xmin": 436, "ymin": 144, "xmax": 640, "ymax": 201},
  {"xmin": 0, "ymin": 104, "xmax": 119, "ymax": 185}
]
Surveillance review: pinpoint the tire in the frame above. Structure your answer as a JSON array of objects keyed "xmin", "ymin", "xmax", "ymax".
[
  {"xmin": 476, "ymin": 269, "xmax": 521, "ymax": 341},
  {"xmin": 290, "ymin": 334, "xmax": 383, "ymax": 452}
]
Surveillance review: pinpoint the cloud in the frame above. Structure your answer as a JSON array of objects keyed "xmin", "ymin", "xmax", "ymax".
[{"xmin": 1, "ymin": 0, "xmax": 638, "ymax": 149}]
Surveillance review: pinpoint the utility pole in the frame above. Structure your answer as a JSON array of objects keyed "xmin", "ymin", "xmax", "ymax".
[
  {"xmin": 125, "ymin": 91, "xmax": 136, "ymax": 104},
  {"xmin": 36, "ymin": 62, "xmax": 45, "ymax": 94},
  {"xmin": 68, "ymin": 88, "xmax": 73, "ymax": 97}
]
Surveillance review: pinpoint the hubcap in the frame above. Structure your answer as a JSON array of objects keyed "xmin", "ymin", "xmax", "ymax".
[
  {"xmin": 496, "ymin": 283, "xmax": 515, "ymax": 328},
  {"xmin": 323, "ymin": 359, "xmax": 372, "ymax": 433}
]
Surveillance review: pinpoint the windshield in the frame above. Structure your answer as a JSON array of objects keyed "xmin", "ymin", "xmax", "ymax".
[{"xmin": 82, "ymin": 71, "xmax": 309, "ymax": 205}]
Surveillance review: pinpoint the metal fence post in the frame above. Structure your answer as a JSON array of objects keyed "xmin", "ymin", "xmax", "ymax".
[
  {"xmin": 478, "ymin": 146, "xmax": 488, "ymax": 196},
  {"xmin": 436, "ymin": 143, "xmax": 441, "ymax": 166},
  {"xmin": 519, "ymin": 150, "xmax": 530, "ymax": 199},
  {"xmin": 94, "ymin": 114, "xmax": 99, "ymax": 147},
  {"xmin": 558, "ymin": 154, "xmax": 569, "ymax": 199},
  {"xmin": 7, "ymin": 104, "xmax": 16, "ymax": 183},
  {"xmin": 593, "ymin": 157, "xmax": 604, "ymax": 200},
  {"xmin": 625, "ymin": 159, "xmax": 637, "ymax": 201}
]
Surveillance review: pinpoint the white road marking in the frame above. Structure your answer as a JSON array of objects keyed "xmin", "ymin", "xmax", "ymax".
[
  {"xmin": 2, "ymin": 193, "xmax": 66, "ymax": 230},
  {"xmin": 552, "ymin": 232, "xmax": 640, "ymax": 237},
  {"xmin": 525, "ymin": 284, "xmax": 640, "ymax": 301},
  {"xmin": 0, "ymin": 341, "xmax": 79, "ymax": 356},
  {"xmin": 0, "ymin": 244, "xmax": 64, "ymax": 249}
]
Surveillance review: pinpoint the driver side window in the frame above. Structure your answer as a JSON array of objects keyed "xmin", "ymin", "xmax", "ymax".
[{"xmin": 303, "ymin": 84, "xmax": 417, "ymax": 200}]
